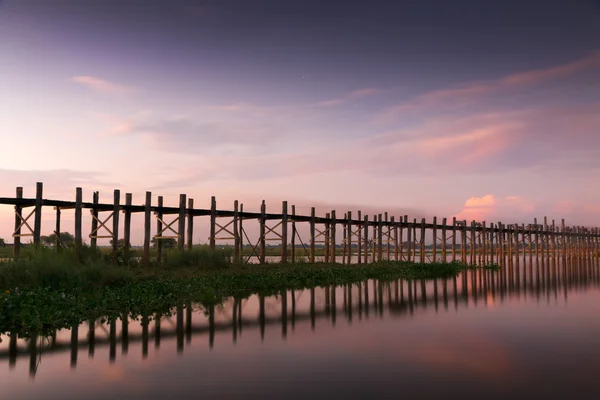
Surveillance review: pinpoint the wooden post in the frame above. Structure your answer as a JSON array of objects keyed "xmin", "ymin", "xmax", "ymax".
[
  {"xmin": 112, "ymin": 190, "xmax": 120, "ymax": 263},
  {"xmin": 331, "ymin": 210, "xmax": 337, "ymax": 264},
  {"xmin": 393, "ymin": 216, "xmax": 398, "ymax": 261},
  {"xmin": 378, "ymin": 214, "xmax": 383, "ymax": 261},
  {"xmin": 357, "ymin": 210, "xmax": 362, "ymax": 264},
  {"xmin": 399, "ymin": 216, "xmax": 405, "ymax": 261},
  {"xmin": 291, "ymin": 205, "xmax": 296, "ymax": 263},
  {"xmin": 143, "ymin": 191, "xmax": 151, "ymax": 265},
  {"xmin": 13, "ymin": 187, "xmax": 22, "ymax": 259},
  {"xmin": 210, "ymin": 196, "xmax": 216, "ymax": 250},
  {"xmin": 432, "ymin": 216, "xmax": 437, "ymax": 263},
  {"xmin": 489, "ymin": 223, "xmax": 494, "ymax": 265},
  {"xmin": 239, "ymin": 204, "xmax": 244, "ymax": 262},
  {"xmin": 363, "ymin": 214, "xmax": 369, "ymax": 263},
  {"xmin": 413, "ymin": 218, "xmax": 418, "ymax": 262},
  {"xmin": 420, "ymin": 218, "xmax": 426, "ymax": 264},
  {"xmin": 187, "ymin": 198, "xmax": 194, "ymax": 251},
  {"xmin": 74, "ymin": 187, "xmax": 82, "ymax": 248},
  {"xmin": 385, "ymin": 212, "xmax": 390, "ymax": 261},
  {"xmin": 178, "ymin": 194, "xmax": 186, "ymax": 251},
  {"xmin": 33, "ymin": 182, "xmax": 43, "ymax": 247},
  {"xmin": 281, "ymin": 201, "xmax": 288, "ymax": 263},
  {"xmin": 124, "ymin": 193, "xmax": 132, "ymax": 252},
  {"xmin": 406, "ymin": 217, "xmax": 412, "ymax": 262},
  {"xmin": 551, "ymin": 220, "xmax": 556, "ymax": 260},
  {"xmin": 442, "ymin": 218, "xmax": 448, "ymax": 263},
  {"xmin": 233, "ymin": 200, "xmax": 240, "ymax": 263},
  {"xmin": 451, "ymin": 217, "xmax": 457, "ymax": 262},
  {"xmin": 561, "ymin": 219, "xmax": 566, "ymax": 260},
  {"xmin": 346, "ymin": 211, "xmax": 352, "ymax": 265},
  {"xmin": 534, "ymin": 218, "xmax": 539, "ymax": 261},
  {"xmin": 544, "ymin": 217, "xmax": 550, "ymax": 261},
  {"xmin": 310, "ymin": 207, "xmax": 316, "ymax": 263},
  {"xmin": 347, "ymin": 211, "xmax": 352, "ymax": 265},
  {"xmin": 324, "ymin": 213, "xmax": 330, "ymax": 263},
  {"xmin": 372, "ymin": 215, "xmax": 378, "ymax": 261},
  {"xmin": 260, "ymin": 200, "xmax": 266, "ymax": 264},
  {"xmin": 342, "ymin": 213, "xmax": 347, "ymax": 265},
  {"xmin": 157, "ymin": 196, "xmax": 163, "ymax": 263},
  {"xmin": 461, "ymin": 220, "xmax": 468, "ymax": 263},
  {"xmin": 90, "ymin": 192, "xmax": 99, "ymax": 250},
  {"xmin": 55, "ymin": 206, "xmax": 61, "ymax": 253},
  {"xmin": 470, "ymin": 220, "xmax": 476, "ymax": 266}
]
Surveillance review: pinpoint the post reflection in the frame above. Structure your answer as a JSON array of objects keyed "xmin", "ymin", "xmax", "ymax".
[{"xmin": 2, "ymin": 257, "xmax": 600, "ymax": 378}]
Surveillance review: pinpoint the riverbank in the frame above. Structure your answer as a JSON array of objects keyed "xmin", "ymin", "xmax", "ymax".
[{"xmin": 0, "ymin": 247, "xmax": 493, "ymax": 336}]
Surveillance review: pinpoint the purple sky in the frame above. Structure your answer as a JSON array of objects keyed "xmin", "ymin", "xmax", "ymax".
[{"xmin": 1, "ymin": 0, "xmax": 599, "ymax": 244}]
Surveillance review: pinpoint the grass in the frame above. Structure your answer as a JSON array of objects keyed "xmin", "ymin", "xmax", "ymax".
[{"xmin": 0, "ymin": 246, "xmax": 487, "ymax": 337}]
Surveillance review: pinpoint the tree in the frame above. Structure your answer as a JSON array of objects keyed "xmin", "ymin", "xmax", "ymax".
[
  {"xmin": 0, "ymin": 238, "xmax": 5, "ymax": 247},
  {"xmin": 41, "ymin": 232, "xmax": 75, "ymax": 247},
  {"xmin": 151, "ymin": 237, "xmax": 177, "ymax": 249}
]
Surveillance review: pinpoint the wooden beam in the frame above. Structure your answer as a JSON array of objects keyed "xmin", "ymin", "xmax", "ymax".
[
  {"xmin": 178, "ymin": 194, "xmax": 186, "ymax": 251},
  {"xmin": 33, "ymin": 182, "xmax": 43, "ymax": 247},
  {"xmin": 124, "ymin": 193, "xmax": 132, "ymax": 251},
  {"xmin": 74, "ymin": 187, "xmax": 82, "ymax": 248},
  {"xmin": 143, "ymin": 191, "xmax": 151, "ymax": 265},
  {"xmin": 13, "ymin": 187, "xmax": 22, "ymax": 259},
  {"xmin": 187, "ymin": 198, "xmax": 194, "ymax": 251},
  {"xmin": 281, "ymin": 201, "xmax": 288, "ymax": 263},
  {"xmin": 112, "ymin": 189, "xmax": 120, "ymax": 263},
  {"xmin": 90, "ymin": 192, "xmax": 99, "ymax": 250}
]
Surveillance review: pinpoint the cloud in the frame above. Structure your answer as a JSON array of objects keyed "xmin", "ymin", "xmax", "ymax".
[
  {"xmin": 71, "ymin": 76, "xmax": 131, "ymax": 95},
  {"xmin": 313, "ymin": 87, "xmax": 381, "ymax": 107},
  {"xmin": 381, "ymin": 50, "xmax": 600, "ymax": 119},
  {"xmin": 454, "ymin": 195, "xmax": 535, "ymax": 223}
]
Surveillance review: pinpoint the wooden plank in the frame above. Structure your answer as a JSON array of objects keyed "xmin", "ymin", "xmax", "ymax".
[
  {"xmin": 378, "ymin": 214, "xmax": 383, "ymax": 262},
  {"xmin": 324, "ymin": 213, "xmax": 330, "ymax": 263},
  {"xmin": 187, "ymin": 198, "xmax": 194, "ymax": 251},
  {"xmin": 363, "ymin": 214, "xmax": 369, "ymax": 263},
  {"xmin": 310, "ymin": 207, "xmax": 316, "ymax": 263},
  {"xmin": 451, "ymin": 217, "xmax": 456, "ymax": 262},
  {"xmin": 14, "ymin": 187, "xmax": 23, "ymax": 258},
  {"xmin": 55, "ymin": 206, "xmax": 61, "ymax": 253},
  {"xmin": 124, "ymin": 193, "xmax": 132, "ymax": 251},
  {"xmin": 331, "ymin": 210, "xmax": 337, "ymax": 264},
  {"xmin": 74, "ymin": 187, "xmax": 82, "ymax": 248},
  {"xmin": 112, "ymin": 190, "xmax": 120, "ymax": 263},
  {"xmin": 233, "ymin": 200, "xmax": 240, "ymax": 263},
  {"xmin": 260, "ymin": 201, "xmax": 266, "ymax": 264},
  {"xmin": 178, "ymin": 194, "xmax": 186, "ymax": 251},
  {"xmin": 420, "ymin": 218, "xmax": 426, "ymax": 264},
  {"xmin": 210, "ymin": 196, "xmax": 216, "ymax": 250},
  {"xmin": 432, "ymin": 216, "xmax": 437, "ymax": 263},
  {"xmin": 157, "ymin": 196, "xmax": 163, "ymax": 263},
  {"xmin": 291, "ymin": 205, "xmax": 296, "ymax": 263},
  {"xmin": 33, "ymin": 182, "xmax": 43, "ymax": 246},
  {"xmin": 90, "ymin": 192, "xmax": 99, "ymax": 250},
  {"xmin": 347, "ymin": 211, "xmax": 352, "ymax": 265},
  {"xmin": 143, "ymin": 192, "xmax": 151, "ymax": 265},
  {"xmin": 357, "ymin": 210, "xmax": 362, "ymax": 264},
  {"xmin": 281, "ymin": 201, "xmax": 288, "ymax": 263}
]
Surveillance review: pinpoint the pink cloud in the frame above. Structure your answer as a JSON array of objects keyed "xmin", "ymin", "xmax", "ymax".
[
  {"xmin": 381, "ymin": 50, "xmax": 600, "ymax": 119},
  {"xmin": 454, "ymin": 195, "xmax": 535, "ymax": 223},
  {"xmin": 71, "ymin": 76, "xmax": 131, "ymax": 95},
  {"xmin": 313, "ymin": 87, "xmax": 381, "ymax": 107}
]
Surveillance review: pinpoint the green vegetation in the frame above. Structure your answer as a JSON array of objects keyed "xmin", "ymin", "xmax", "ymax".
[{"xmin": 0, "ymin": 246, "xmax": 487, "ymax": 337}]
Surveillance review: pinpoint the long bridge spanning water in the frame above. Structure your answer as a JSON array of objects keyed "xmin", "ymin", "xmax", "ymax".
[{"xmin": 0, "ymin": 182, "xmax": 599, "ymax": 265}]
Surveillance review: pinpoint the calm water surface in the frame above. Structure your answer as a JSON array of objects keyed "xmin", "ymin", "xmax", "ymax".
[{"xmin": 2, "ymin": 258, "xmax": 600, "ymax": 399}]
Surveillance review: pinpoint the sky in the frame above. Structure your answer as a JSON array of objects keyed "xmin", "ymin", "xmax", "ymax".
[{"xmin": 0, "ymin": 0, "xmax": 599, "ymax": 244}]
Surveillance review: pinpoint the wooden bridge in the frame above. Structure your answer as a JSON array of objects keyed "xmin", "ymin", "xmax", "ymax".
[
  {"xmin": 1, "ymin": 256, "xmax": 598, "ymax": 377},
  {"xmin": 0, "ymin": 182, "xmax": 599, "ymax": 265}
]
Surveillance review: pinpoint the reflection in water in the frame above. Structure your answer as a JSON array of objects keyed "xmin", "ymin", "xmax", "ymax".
[{"xmin": 1, "ymin": 257, "xmax": 599, "ymax": 379}]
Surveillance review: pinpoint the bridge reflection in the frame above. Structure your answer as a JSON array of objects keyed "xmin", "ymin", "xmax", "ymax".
[{"xmin": 1, "ymin": 256, "xmax": 599, "ymax": 378}]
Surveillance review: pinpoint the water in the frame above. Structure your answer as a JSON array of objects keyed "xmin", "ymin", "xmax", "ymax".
[{"xmin": 2, "ymin": 258, "xmax": 600, "ymax": 399}]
